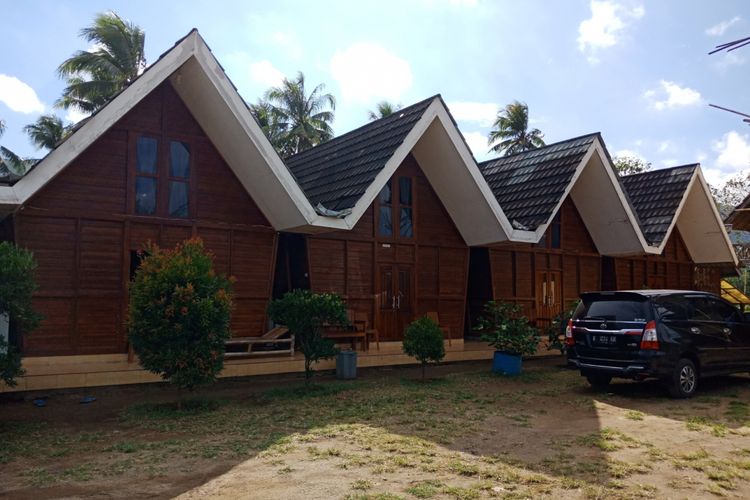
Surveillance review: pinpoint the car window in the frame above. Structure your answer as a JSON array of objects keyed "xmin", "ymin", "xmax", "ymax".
[
  {"xmin": 688, "ymin": 297, "xmax": 740, "ymax": 322},
  {"xmin": 578, "ymin": 298, "xmax": 651, "ymax": 322},
  {"xmin": 653, "ymin": 296, "xmax": 689, "ymax": 321},
  {"xmin": 707, "ymin": 298, "xmax": 740, "ymax": 323}
]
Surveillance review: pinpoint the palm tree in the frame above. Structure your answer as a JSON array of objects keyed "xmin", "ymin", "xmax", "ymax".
[
  {"xmin": 56, "ymin": 12, "xmax": 146, "ymax": 113},
  {"xmin": 0, "ymin": 147, "xmax": 36, "ymax": 179},
  {"xmin": 249, "ymin": 99, "xmax": 289, "ymax": 153},
  {"xmin": 487, "ymin": 101, "xmax": 545, "ymax": 156},
  {"xmin": 368, "ymin": 101, "xmax": 401, "ymax": 121},
  {"xmin": 0, "ymin": 119, "xmax": 5, "ymax": 138},
  {"xmin": 23, "ymin": 115, "xmax": 68, "ymax": 150},
  {"xmin": 265, "ymin": 72, "xmax": 335, "ymax": 156}
]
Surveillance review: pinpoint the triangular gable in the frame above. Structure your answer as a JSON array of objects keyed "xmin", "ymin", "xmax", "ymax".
[
  {"xmin": 478, "ymin": 135, "xmax": 651, "ymax": 255},
  {"xmin": 0, "ymin": 30, "xmax": 320, "ymax": 230}
]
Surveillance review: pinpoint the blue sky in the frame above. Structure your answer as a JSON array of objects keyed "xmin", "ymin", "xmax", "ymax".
[{"xmin": 1, "ymin": 0, "xmax": 748, "ymax": 186}]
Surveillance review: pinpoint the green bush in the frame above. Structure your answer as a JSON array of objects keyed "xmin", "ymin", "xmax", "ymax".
[
  {"xmin": 403, "ymin": 316, "xmax": 445, "ymax": 380},
  {"xmin": 0, "ymin": 241, "xmax": 41, "ymax": 386},
  {"xmin": 544, "ymin": 300, "xmax": 580, "ymax": 353},
  {"xmin": 128, "ymin": 238, "xmax": 233, "ymax": 394},
  {"xmin": 267, "ymin": 289, "xmax": 347, "ymax": 384},
  {"xmin": 476, "ymin": 301, "xmax": 539, "ymax": 356}
]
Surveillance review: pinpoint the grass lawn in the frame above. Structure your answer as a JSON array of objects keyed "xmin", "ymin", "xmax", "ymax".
[{"xmin": 2, "ymin": 357, "xmax": 750, "ymax": 499}]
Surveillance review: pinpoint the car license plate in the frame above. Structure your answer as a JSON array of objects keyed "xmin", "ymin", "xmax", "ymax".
[{"xmin": 592, "ymin": 334, "xmax": 616, "ymax": 345}]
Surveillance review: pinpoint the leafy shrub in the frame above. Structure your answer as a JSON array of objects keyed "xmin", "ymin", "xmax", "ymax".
[
  {"xmin": 128, "ymin": 238, "xmax": 233, "ymax": 394},
  {"xmin": 403, "ymin": 316, "xmax": 445, "ymax": 380},
  {"xmin": 476, "ymin": 301, "xmax": 539, "ymax": 356},
  {"xmin": 544, "ymin": 300, "xmax": 580, "ymax": 353},
  {"xmin": 0, "ymin": 241, "xmax": 41, "ymax": 386},
  {"xmin": 267, "ymin": 289, "xmax": 347, "ymax": 384}
]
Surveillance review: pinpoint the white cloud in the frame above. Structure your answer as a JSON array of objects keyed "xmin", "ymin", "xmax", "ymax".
[
  {"xmin": 330, "ymin": 43, "xmax": 412, "ymax": 103},
  {"xmin": 657, "ymin": 140, "xmax": 673, "ymax": 153},
  {"xmin": 446, "ymin": 101, "xmax": 498, "ymax": 127},
  {"xmin": 0, "ymin": 74, "xmax": 44, "ymax": 114},
  {"xmin": 249, "ymin": 60, "xmax": 286, "ymax": 88},
  {"xmin": 713, "ymin": 131, "xmax": 750, "ymax": 169},
  {"xmin": 577, "ymin": 1, "xmax": 644, "ymax": 63},
  {"xmin": 64, "ymin": 108, "xmax": 90, "ymax": 125},
  {"xmin": 462, "ymin": 131, "xmax": 491, "ymax": 159},
  {"xmin": 644, "ymin": 80, "xmax": 702, "ymax": 110},
  {"xmin": 659, "ymin": 158, "xmax": 678, "ymax": 168},
  {"xmin": 714, "ymin": 51, "xmax": 746, "ymax": 72},
  {"xmin": 705, "ymin": 16, "xmax": 742, "ymax": 36},
  {"xmin": 272, "ymin": 32, "xmax": 303, "ymax": 60},
  {"xmin": 613, "ymin": 148, "xmax": 644, "ymax": 160}
]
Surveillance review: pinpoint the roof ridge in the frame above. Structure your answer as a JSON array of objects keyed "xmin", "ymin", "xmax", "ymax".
[
  {"xmin": 285, "ymin": 94, "xmax": 440, "ymax": 163},
  {"xmin": 621, "ymin": 163, "xmax": 699, "ymax": 180},
  {"xmin": 478, "ymin": 131, "xmax": 601, "ymax": 167}
]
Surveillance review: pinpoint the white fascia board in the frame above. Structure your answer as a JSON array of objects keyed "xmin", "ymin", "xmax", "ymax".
[
  {"xmin": 172, "ymin": 39, "xmax": 317, "ymax": 230},
  {"xmin": 675, "ymin": 168, "xmax": 738, "ymax": 265},
  {"xmin": 10, "ymin": 32, "xmax": 201, "ymax": 206},
  {"xmin": 0, "ymin": 186, "xmax": 18, "ymax": 205}
]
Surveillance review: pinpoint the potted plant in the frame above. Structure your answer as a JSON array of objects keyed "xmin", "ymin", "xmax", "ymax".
[{"xmin": 475, "ymin": 301, "xmax": 539, "ymax": 375}]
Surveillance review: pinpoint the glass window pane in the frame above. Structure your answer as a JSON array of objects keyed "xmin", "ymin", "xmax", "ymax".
[
  {"xmin": 170, "ymin": 141, "xmax": 190, "ymax": 178},
  {"xmin": 400, "ymin": 207, "xmax": 413, "ymax": 237},
  {"xmin": 399, "ymin": 177, "xmax": 412, "ymax": 205},
  {"xmin": 551, "ymin": 223, "xmax": 561, "ymax": 249},
  {"xmin": 136, "ymin": 136, "xmax": 158, "ymax": 174},
  {"xmin": 135, "ymin": 176, "xmax": 157, "ymax": 215},
  {"xmin": 378, "ymin": 180, "xmax": 392, "ymax": 204},
  {"xmin": 169, "ymin": 181, "xmax": 189, "ymax": 217},
  {"xmin": 379, "ymin": 206, "xmax": 392, "ymax": 236}
]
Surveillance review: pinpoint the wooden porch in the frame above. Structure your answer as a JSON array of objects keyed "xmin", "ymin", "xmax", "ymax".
[{"xmin": 0, "ymin": 340, "xmax": 560, "ymax": 393}]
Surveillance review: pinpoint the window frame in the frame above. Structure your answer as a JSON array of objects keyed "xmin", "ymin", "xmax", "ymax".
[{"xmin": 376, "ymin": 175, "xmax": 416, "ymax": 240}]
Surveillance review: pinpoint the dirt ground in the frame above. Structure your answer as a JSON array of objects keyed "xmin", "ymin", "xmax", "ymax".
[{"xmin": 1, "ymin": 357, "xmax": 750, "ymax": 499}]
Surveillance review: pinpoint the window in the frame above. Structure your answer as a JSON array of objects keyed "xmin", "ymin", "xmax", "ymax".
[
  {"xmin": 133, "ymin": 136, "xmax": 192, "ymax": 218},
  {"xmin": 654, "ymin": 296, "xmax": 690, "ymax": 321},
  {"xmin": 537, "ymin": 212, "xmax": 561, "ymax": 249},
  {"xmin": 135, "ymin": 136, "xmax": 158, "ymax": 215},
  {"xmin": 378, "ymin": 176, "xmax": 413, "ymax": 238}
]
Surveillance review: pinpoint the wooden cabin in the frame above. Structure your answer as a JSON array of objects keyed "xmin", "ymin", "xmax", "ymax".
[{"xmin": 0, "ymin": 30, "xmax": 737, "ymax": 391}]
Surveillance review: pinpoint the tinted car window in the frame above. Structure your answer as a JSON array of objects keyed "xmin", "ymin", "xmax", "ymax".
[
  {"xmin": 707, "ymin": 298, "xmax": 740, "ymax": 322},
  {"xmin": 688, "ymin": 297, "xmax": 740, "ymax": 322},
  {"xmin": 578, "ymin": 298, "xmax": 651, "ymax": 322},
  {"xmin": 654, "ymin": 296, "xmax": 690, "ymax": 321}
]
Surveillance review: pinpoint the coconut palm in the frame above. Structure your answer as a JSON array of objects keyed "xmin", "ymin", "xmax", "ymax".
[
  {"xmin": 0, "ymin": 119, "xmax": 5, "ymax": 138},
  {"xmin": 23, "ymin": 114, "xmax": 69, "ymax": 150},
  {"xmin": 56, "ymin": 12, "xmax": 146, "ymax": 113},
  {"xmin": 368, "ymin": 101, "xmax": 401, "ymax": 121},
  {"xmin": 0, "ymin": 146, "xmax": 36, "ymax": 179},
  {"xmin": 265, "ymin": 72, "xmax": 335, "ymax": 156},
  {"xmin": 487, "ymin": 101, "xmax": 545, "ymax": 156},
  {"xmin": 249, "ymin": 99, "xmax": 289, "ymax": 153}
]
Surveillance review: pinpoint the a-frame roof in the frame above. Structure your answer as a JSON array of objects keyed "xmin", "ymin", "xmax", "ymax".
[
  {"xmin": 286, "ymin": 96, "xmax": 435, "ymax": 212},
  {"xmin": 620, "ymin": 165, "xmax": 698, "ymax": 246},
  {"xmin": 478, "ymin": 133, "xmax": 600, "ymax": 230}
]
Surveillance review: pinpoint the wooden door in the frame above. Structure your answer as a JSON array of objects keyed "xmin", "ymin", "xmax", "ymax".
[
  {"xmin": 536, "ymin": 270, "xmax": 562, "ymax": 329},
  {"xmin": 378, "ymin": 264, "xmax": 414, "ymax": 341}
]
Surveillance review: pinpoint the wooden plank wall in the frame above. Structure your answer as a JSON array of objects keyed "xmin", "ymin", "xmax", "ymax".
[
  {"xmin": 306, "ymin": 155, "xmax": 469, "ymax": 340},
  {"xmin": 16, "ymin": 81, "xmax": 276, "ymax": 357},
  {"xmin": 488, "ymin": 198, "xmax": 601, "ymax": 324},
  {"xmin": 612, "ymin": 229, "xmax": 695, "ymax": 291}
]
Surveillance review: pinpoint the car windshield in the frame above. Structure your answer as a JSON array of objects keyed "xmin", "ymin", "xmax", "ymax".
[{"xmin": 577, "ymin": 296, "xmax": 651, "ymax": 322}]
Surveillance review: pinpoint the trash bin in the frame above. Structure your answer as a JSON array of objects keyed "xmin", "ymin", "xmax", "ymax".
[{"xmin": 336, "ymin": 350, "xmax": 357, "ymax": 380}]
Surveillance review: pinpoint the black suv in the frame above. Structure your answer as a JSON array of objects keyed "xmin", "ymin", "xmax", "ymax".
[{"xmin": 566, "ymin": 290, "xmax": 750, "ymax": 398}]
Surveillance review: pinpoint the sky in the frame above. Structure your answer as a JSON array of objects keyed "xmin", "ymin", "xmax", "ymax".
[{"xmin": 1, "ymin": 0, "xmax": 749, "ymax": 187}]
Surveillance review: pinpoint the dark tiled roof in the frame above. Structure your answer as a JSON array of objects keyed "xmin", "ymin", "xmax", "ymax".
[
  {"xmin": 284, "ymin": 96, "xmax": 437, "ymax": 211},
  {"xmin": 620, "ymin": 164, "xmax": 697, "ymax": 246},
  {"xmin": 477, "ymin": 133, "xmax": 599, "ymax": 230}
]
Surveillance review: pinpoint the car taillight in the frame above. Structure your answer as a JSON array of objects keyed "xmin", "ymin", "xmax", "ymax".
[
  {"xmin": 640, "ymin": 320, "xmax": 659, "ymax": 350},
  {"xmin": 565, "ymin": 319, "xmax": 575, "ymax": 346}
]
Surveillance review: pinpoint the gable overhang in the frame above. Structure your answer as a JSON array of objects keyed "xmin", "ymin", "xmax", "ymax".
[
  {"xmin": 2, "ymin": 30, "xmax": 320, "ymax": 231},
  {"xmin": 672, "ymin": 169, "xmax": 738, "ymax": 265},
  {"xmin": 293, "ymin": 98, "xmax": 515, "ymax": 245},
  {"xmin": 505, "ymin": 138, "xmax": 652, "ymax": 255}
]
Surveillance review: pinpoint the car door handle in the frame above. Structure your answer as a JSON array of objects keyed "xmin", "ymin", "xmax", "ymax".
[
  {"xmin": 690, "ymin": 327, "xmax": 701, "ymax": 334},
  {"xmin": 722, "ymin": 328, "xmax": 731, "ymax": 336}
]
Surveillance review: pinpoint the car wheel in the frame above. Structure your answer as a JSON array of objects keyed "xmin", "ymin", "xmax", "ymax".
[
  {"xmin": 668, "ymin": 359, "xmax": 698, "ymax": 398},
  {"xmin": 586, "ymin": 373, "xmax": 612, "ymax": 391}
]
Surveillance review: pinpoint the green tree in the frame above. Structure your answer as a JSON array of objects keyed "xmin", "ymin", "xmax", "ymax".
[
  {"xmin": 128, "ymin": 238, "xmax": 233, "ymax": 401},
  {"xmin": 487, "ymin": 100, "xmax": 545, "ymax": 156},
  {"xmin": 0, "ymin": 119, "xmax": 5, "ymax": 138},
  {"xmin": 402, "ymin": 316, "xmax": 445, "ymax": 381},
  {"xmin": 249, "ymin": 99, "xmax": 289, "ymax": 153},
  {"xmin": 0, "ymin": 242, "xmax": 41, "ymax": 386},
  {"xmin": 267, "ymin": 289, "xmax": 347, "ymax": 384},
  {"xmin": 23, "ymin": 114, "xmax": 69, "ymax": 150},
  {"xmin": 612, "ymin": 155, "xmax": 652, "ymax": 176},
  {"xmin": 367, "ymin": 101, "xmax": 401, "ymax": 121},
  {"xmin": 476, "ymin": 301, "xmax": 539, "ymax": 356},
  {"xmin": 712, "ymin": 171, "xmax": 750, "ymax": 218},
  {"xmin": 0, "ymin": 147, "xmax": 36, "ymax": 179},
  {"xmin": 265, "ymin": 72, "xmax": 336, "ymax": 156},
  {"xmin": 56, "ymin": 11, "xmax": 146, "ymax": 114}
]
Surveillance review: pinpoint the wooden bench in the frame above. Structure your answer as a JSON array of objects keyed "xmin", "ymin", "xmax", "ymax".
[
  {"xmin": 322, "ymin": 311, "xmax": 371, "ymax": 351},
  {"xmin": 224, "ymin": 326, "xmax": 295, "ymax": 358}
]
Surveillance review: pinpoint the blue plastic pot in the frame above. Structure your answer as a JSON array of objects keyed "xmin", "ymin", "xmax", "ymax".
[{"xmin": 492, "ymin": 351, "xmax": 522, "ymax": 375}]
